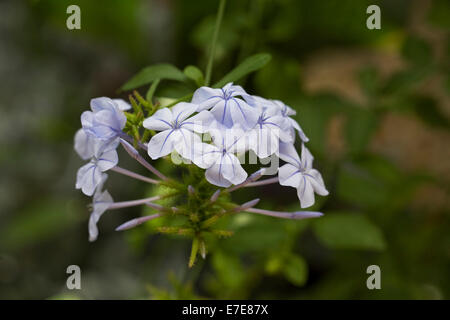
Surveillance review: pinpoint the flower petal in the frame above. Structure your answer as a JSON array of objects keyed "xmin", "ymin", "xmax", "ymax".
[
  {"xmin": 289, "ymin": 118, "xmax": 309, "ymax": 142},
  {"xmin": 96, "ymin": 149, "xmax": 118, "ymax": 172},
  {"xmin": 89, "ymin": 188, "xmax": 113, "ymax": 242},
  {"xmin": 221, "ymin": 153, "xmax": 247, "ymax": 185},
  {"xmin": 74, "ymin": 129, "xmax": 95, "ymax": 160},
  {"xmin": 171, "ymin": 102, "xmax": 197, "ymax": 124},
  {"xmin": 143, "ymin": 108, "xmax": 173, "ymax": 131},
  {"xmin": 301, "ymin": 143, "xmax": 314, "ymax": 170},
  {"xmin": 228, "ymin": 98, "xmax": 259, "ymax": 130},
  {"xmin": 210, "ymin": 99, "xmax": 234, "ymax": 128},
  {"xmin": 182, "ymin": 110, "xmax": 215, "ymax": 133},
  {"xmin": 113, "ymin": 99, "xmax": 132, "ymax": 111},
  {"xmin": 248, "ymin": 128, "xmax": 279, "ymax": 158},
  {"xmin": 76, "ymin": 162, "xmax": 103, "ymax": 196},
  {"xmin": 147, "ymin": 129, "xmax": 178, "ymax": 159},
  {"xmin": 174, "ymin": 129, "xmax": 201, "ymax": 161},
  {"xmin": 205, "ymin": 162, "xmax": 233, "ymax": 187},
  {"xmin": 192, "ymin": 87, "xmax": 223, "ymax": 111},
  {"xmin": 90, "ymin": 97, "xmax": 116, "ymax": 113},
  {"xmin": 278, "ymin": 142, "xmax": 301, "ymax": 165},
  {"xmin": 278, "ymin": 163, "xmax": 301, "ymax": 188},
  {"xmin": 297, "ymin": 176, "xmax": 315, "ymax": 208},
  {"xmin": 306, "ymin": 169, "xmax": 329, "ymax": 196}
]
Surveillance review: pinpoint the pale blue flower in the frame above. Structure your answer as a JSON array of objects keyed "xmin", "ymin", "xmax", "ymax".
[
  {"xmin": 82, "ymin": 97, "xmax": 127, "ymax": 140},
  {"xmin": 246, "ymin": 106, "xmax": 292, "ymax": 158},
  {"xmin": 88, "ymin": 174, "xmax": 113, "ymax": 242},
  {"xmin": 194, "ymin": 128, "xmax": 248, "ymax": 187},
  {"xmin": 271, "ymin": 100, "xmax": 309, "ymax": 142},
  {"xmin": 76, "ymin": 139, "xmax": 119, "ymax": 196},
  {"xmin": 192, "ymin": 82, "xmax": 258, "ymax": 130},
  {"xmin": 143, "ymin": 102, "xmax": 213, "ymax": 160},
  {"xmin": 278, "ymin": 142, "xmax": 328, "ymax": 208}
]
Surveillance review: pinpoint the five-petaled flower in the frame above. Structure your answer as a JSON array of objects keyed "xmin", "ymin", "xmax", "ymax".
[
  {"xmin": 82, "ymin": 97, "xmax": 127, "ymax": 141},
  {"xmin": 194, "ymin": 128, "xmax": 248, "ymax": 187},
  {"xmin": 192, "ymin": 82, "xmax": 259, "ymax": 130},
  {"xmin": 278, "ymin": 142, "xmax": 328, "ymax": 208},
  {"xmin": 75, "ymin": 138, "xmax": 119, "ymax": 196},
  {"xmin": 143, "ymin": 102, "xmax": 213, "ymax": 160},
  {"xmin": 245, "ymin": 104, "xmax": 292, "ymax": 158}
]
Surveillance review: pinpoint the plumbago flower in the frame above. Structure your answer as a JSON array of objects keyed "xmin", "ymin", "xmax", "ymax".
[
  {"xmin": 278, "ymin": 142, "xmax": 328, "ymax": 208},
  {"xmin": 74, "ymin": 81, "xmax": 328, "ymax": 266},
  {"xmin": 245, "ymin": 96, "xmax": 309, "ymax": 143},
  {"xmin": 245, "ymin": 103, "xmax": 292, "ymax": 158},
  {"xmin": 193, "ymin": 127, "xmax": 248, "ymax": 187},
  {"xmin": 143, "ymin": 102, "xmax": 214, "ymax": 160},
  {"xmin": 192, "ymin": 82, "xmax": 258, "ymax": 130},
  {"xmin": 82, "ymin": 97, "xmax": 128, "ymax": 141},
  {"xmin": 75, "ymin": 138, "xmax": 119, "ymax": 196}
]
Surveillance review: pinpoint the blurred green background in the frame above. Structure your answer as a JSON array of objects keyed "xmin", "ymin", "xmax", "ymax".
[{"xmin": 0, "ymin": 0, "xmax": 449, "ymax": 299}]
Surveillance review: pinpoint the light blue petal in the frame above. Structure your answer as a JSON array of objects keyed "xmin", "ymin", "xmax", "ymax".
[
  {"xmin": 171, "ymin": 102, "xmax": 197, "ymax": 124},
  {"xmin": 228, "ymin": 98, "xmax": 259, "ymax": 130},
  {"xmin": 147, "ymin": 129, "xmax": 178, "ymax": 159},
  {"xmin": 192, "ymin": 87, "xmax": 223, "ymax": 111},
  {"xmin": 297, "ymin": 176, "xmax": 315, "ymax": 208},
  {"xmin": 113, "ymin": 99, "xmax": 132, "ymax": 111},
  {"xmin": 278, "ymin": 163, "xmax": 301, "ymax": 188},
  {"xmin": 143, "ymin": 108, "xmax": 173, "ymax": 131},
  {"xmin": 76, "ymin": 162, "xmax": 103, "ymax": 196},
  {"xmin": 96, "ymin": 149, "xmax": 118, "ymax": 172},
  {"xmin": 205, "ymin": 161, "xmax": 232, "ymax": 187},
  {"xmin": 278, "ymin": 142, "xmax": 301, "ymax": 165},
  {"xmin": 74, "ymin": 129, "xmax": 95, "ymax": 160}
]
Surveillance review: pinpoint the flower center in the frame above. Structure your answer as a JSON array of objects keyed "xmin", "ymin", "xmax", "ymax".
[
  {"xmin": 172, "ymin": 120, "xmax": 181, "ymax": 129},
  {"xmin": 222, "ymin": 89, "xmax": 233, "ymax": 100}
]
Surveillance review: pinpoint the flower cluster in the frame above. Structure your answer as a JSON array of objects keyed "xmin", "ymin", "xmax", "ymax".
[
  {"xmin": 74, "ymin": 83, "xmax": 328, "ymax": 264},
  {"xmin": 143, "ymin": 82, "xmax": 328, "ymax": 204}
]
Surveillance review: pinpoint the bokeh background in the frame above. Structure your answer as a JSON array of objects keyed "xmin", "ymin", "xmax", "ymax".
[{"xmin": 0, "ymin": 0, "xmax": 449, "ymax": 299}]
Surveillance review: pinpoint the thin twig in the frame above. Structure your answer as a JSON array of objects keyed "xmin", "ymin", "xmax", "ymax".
[
  {"xmin": 120, "ymin": 139, "xmax": 168, "ymax": 180},
  {"xmin": 111, "ymin": 166, "xmax": 160, "ymax": 185},
  {"xmin": 204, "ymin": 0, "xmax": 227, "ymax": 86},
  {"xmin": 244, "ymin": 177, "xmax": 279, "ymax": 187}
]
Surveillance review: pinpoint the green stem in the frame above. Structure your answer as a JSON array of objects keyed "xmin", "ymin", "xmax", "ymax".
[
  {"xmin": 204, "ymin": 0, "xmax": 227, "ymax": 86},
  {"xmin": 188, "ymin": 237, "xmax": 200, "ymax": 268}
]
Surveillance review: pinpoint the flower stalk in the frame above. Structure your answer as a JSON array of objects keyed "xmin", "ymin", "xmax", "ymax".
[{"xmin": 205, "ymin": 0, "xmax": 227, "ymax": 86}]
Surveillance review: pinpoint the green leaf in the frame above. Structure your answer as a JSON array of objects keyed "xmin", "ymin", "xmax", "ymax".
[
  {"xmin": 184, "ymin": 65, "xmax": 205, "ymax": 87},
  {"xmin": 214, "ymin": 53, "xmax": 272, "ymax": 87},
  {"xmin": 313, "ymin": 212, "xmax": 386, "ymax": 251},
  {"xmin": 146, "ymin": 78, "xmax": 160, "ymax": 103},
  {"xmin": 282, "ymin": 254, "xmax": 308, "ymax": 286},
  {"xmin": 120, "ymin": 63, "xmax": 186, "ymax": 91}
]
